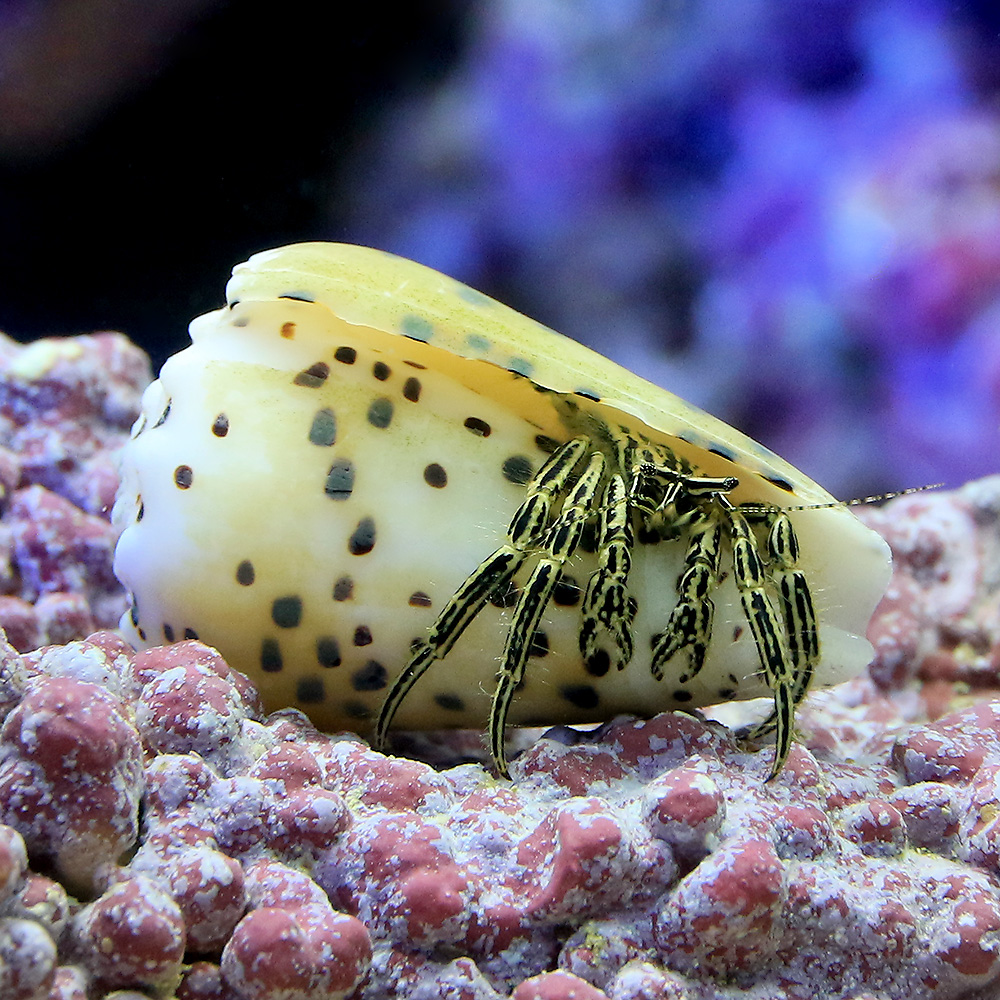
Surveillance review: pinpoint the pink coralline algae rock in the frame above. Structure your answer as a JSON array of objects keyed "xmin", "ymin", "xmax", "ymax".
[
  {"xmin": 860, "ymin": 475, "xmax": 1000, "ymax": 699},
  {"xmin": 71, "ymin": 876, "xmax": 186, "ymax": 992},
  {"xmin": 0, "ymin": 332, "xmax": 149, "ymax": 652},
  {"xmin": 513, "ymin": 970, "xmax": 611, "ymax": 1000},
  {"xmin": 0, "ymin": 669, "xmax": 143, "ymax": 896},
  {"xmin": 221, "ymin": 860, "xmax": 372, "ymax": 1000},
  {"xmin": 4, "ymin": 442, "xmax": 1000, "ymax": 996}
]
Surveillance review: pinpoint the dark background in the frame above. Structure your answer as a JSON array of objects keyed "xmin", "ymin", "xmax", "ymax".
[{"xmin": 0, "ymin": 0, "xmax": 468, "ymax": 371}]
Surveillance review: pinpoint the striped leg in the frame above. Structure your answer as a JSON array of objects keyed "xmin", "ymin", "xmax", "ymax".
[
  {"xmin": 579, "ymin": 473, "xmax": 637, "ymax": 676},
  {"xmin": 650, "ymin": 520, "xmax": 724, "ymax": 682},
  {"xmin": 721, "ymin": 499, "xmax": 796, "ymax": 779},
  {"xmin": 768, "ymin": 511, "xmax": 819, "ymax": 703},
  {"xmin": 489, "ymin": 451, "xmax": 608, "ymax": 775},
  {"xmin": 639, "ymin": 469, "xmax": 736, "ymax": 681},
  {"xmin": 373, "ymin": 437, "xmax": 590, "ymax": 751},
  {"xmin": 745, "ymin": 509, "xmax": 820, "ymax": 747}
]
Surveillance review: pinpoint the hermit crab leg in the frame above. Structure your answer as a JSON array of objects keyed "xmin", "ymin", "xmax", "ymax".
[
  {"xmin": 489, "ymin": 451, "xmax": 608, "ymax": 775},
  {"xmin": 650, "ymin": 519, "xmax": 725, "ymax": 682},
  {"xmin": 768, "ymin": 511, "xmax": 820, "ymax": 701},
  {"xmin": 640, "ymin": 467, "xmax": 736, "ymax": 679},
  {"xmin": 373, "ymin": 436, "xmax": 591, "ymax": 751},
  {"xmin": 745, "ymin": 508, "xmax": 820, "ymax": 740},
  {"xmin": 579, "ymin": 472, "xmax": 637, "ymax": 675},
  {"xmin": 720, "ymin": 497, "xmax": 796, "ymax": 778}
]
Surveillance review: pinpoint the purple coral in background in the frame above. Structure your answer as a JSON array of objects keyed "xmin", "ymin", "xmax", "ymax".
[{"xmin": 341, "ymin": 0, "xmax": 1000, "ymax": 498}]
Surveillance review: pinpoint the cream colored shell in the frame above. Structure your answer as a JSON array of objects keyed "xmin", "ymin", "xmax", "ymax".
[{"xmin": 112, "ymin": 243, "xmax": 892, "ymax": 733}]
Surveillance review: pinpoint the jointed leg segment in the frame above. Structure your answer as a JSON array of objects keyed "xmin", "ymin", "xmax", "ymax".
[
  {"xmin": 579, "ymin": 472, "xmax": 637, "ymax": 674},
  {"xmin": 375, "ymin": 426, "xmax": 820, "ymax": 780},
  {"xmin": 650, "ymin": 494, "xmax": 819, "ymax": 777},
  {"xmin": 650, "ymin": 520, "xmax": 723, "ymax": 683},
  {"xmin": 488, "ymin": 451, "xmax": 607, "ymax": 771},
  {"xmin": 374, "ymin": 436, "xmax": 597, "ymax": 766}
]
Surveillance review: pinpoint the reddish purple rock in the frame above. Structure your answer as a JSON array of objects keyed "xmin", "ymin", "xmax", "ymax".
[
  {"xmin": 0, "ymin": 608, "xmax": 999, "ymax": 998},
  {"xmin": 0, "ymin": 332, "xmax": 149, "ymax": 652},
  {"xmin": 5, "ymin": 329, "xmax": 1000, "ymax": 996}
]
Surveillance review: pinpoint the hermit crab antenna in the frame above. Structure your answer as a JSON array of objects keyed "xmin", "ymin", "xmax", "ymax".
[{"xmin": 741, "ymin": 483, "xmax": 942, "ymax": 517}]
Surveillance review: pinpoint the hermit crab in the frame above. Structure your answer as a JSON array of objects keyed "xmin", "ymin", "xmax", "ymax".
[{"xmin": 112, "ymin": 243, "xmax": 892, "ymax": 777}]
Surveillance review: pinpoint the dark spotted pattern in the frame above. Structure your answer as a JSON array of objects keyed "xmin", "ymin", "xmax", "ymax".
[
  {"xmin": 534, "ymin": 434, "xmax": 559, "ymax": 453},
  {"xmin": 423, "ymin": 463, "xmax": 447, "ymax": 488},
  {"xmin": 212, "ymin": 414, "xmax": 229, "ymax": 437},
  {"xmin": 373, "ymin": 361, "xmax": 391, "ymax": 381},
  {"xmin": 553, "ymin": 577, "xmax": 581, "ymax": 606},
  {"xmin": 561, "ymin": 684, "xmax": 599, "ymax": 709},
  {"xmin": 352, "ymin": 660, "xmax": 388, "ymax": 691},
  {"xmin": 325, "ymin": 459, "xmax": 354, "ymax": 500},
  {"xmin": 490, "ymin": 580, "xmax": 518, "ymax": 609},
  {"xmin": 293, "ymin": 362, "xmax": 330, "ymax": 388},
  {"xmin": 333, "ymin": 576, "xmax": 353, "ymax": 601},
  {"xmin": 280, "ymin": 322, "xmax": 296, "ymax": 339},
  {"xmin": 137, "ymin": 502, "xmax": 144, "ymax": 522},
  {"xmin": 408, "ymin": 591, "xmax": 431, "ymax": 608},
  {"xmin": 367, "ymin": 398, "xmax": 394, "ymax": 429},
  {"xmin": 163, "ymin": 623, "xmax": 175, "ymax": 642},
  {"xmin": 236, "ymin": 560, "xmax": 255, "ymax": 586},
  {"xmin": 578, "ymin": 523, "xmax": 598, "ymax": 554},
  {"xmin": 584, "ymin": 650, "xmax": 610, "ymax": 677},
  {"xmin": 297, "ymin": 678, "xmax": 324, "ymax": 703},
  {"xmin": 309, "ymin": 409, "xmax": 337, "ymax": 446},
  {"xmin": 463, "ymin": 417, "xmax": 491, "ymax": 437},
  {"xmin": 765, "ymin": 474, "xmax": 795, "ymax": 493},
  {"xmin": 434, "ymin": 693, "xmax": 465, "ymax": 712},
  {"xmin": 529, "ymin": 630, "xmax": 549, "ymax": 657},
  {"xmin": 673, "ymin": 690, "xmax": 693, "ymax": 703},
  {"xmin": 272, "ymin": 596, "xmax": 302, "ymax": 628},
  {"xmin": 501, "ymin": 455, "xmax": 532, "ymax": 485},
  {"xmin": 353, "ymin": 625, "xmax": 373, "ymax": 646},
  {"xmin": 317, "ymin": 636, "xmax": 341, "ymax": 667},
  {"xmin": 334, "ymin": 346, "xmax": 357, "ymax": 364},
  {"xmin": 174, "ymin": 466, "xmax": 193, "ymax": 489},
  {"xmin": 343, "ymin": 701, "xmax": 372, "ymax": 720},
  {"xmin": 403, "ymin": 377, "xmax": 421, "ymax": 402},
  {"xmin": 261, "ymin": 639, "xmax": 282, "ymax": 672},
  {"xmin": 718, "ymin": 688, "xmax": 736, "ymax": 700},
  {"xmin": 184, "ymin": 628, "xmax": 198, "ymax": 640},
  {"xmin": 349, "ymin": 517, "xmax": 376, "ymax": 555}
]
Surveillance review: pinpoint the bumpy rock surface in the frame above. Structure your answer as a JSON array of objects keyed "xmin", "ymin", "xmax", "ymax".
[{"xmin": 0, "ymin": 332, "xmax": 150, "ymax": 652}]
